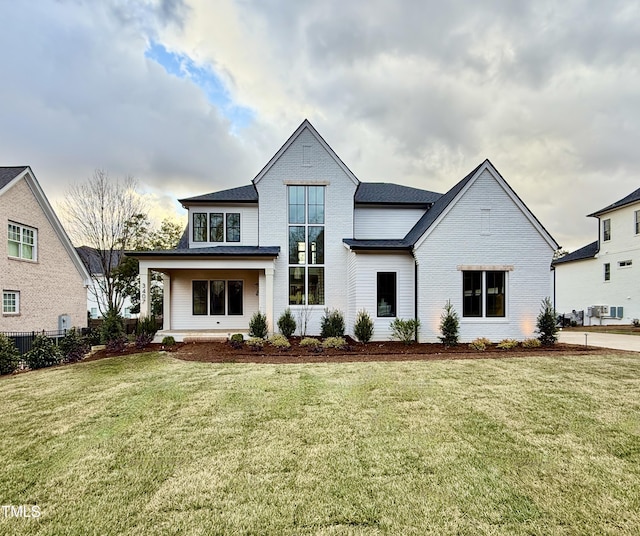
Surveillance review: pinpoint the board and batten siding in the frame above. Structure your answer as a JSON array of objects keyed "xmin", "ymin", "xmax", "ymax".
[
  {"xmin": 354, "ymin": 207, "xmax": 425, "ymax": 240},
  {"xmin": 255, "ymin": 126, "xmax": 358, "ymax": 336},
  {"xmin": 349, "ymin": 252, "xmax": 415, "ymax": 341},
  {"xmin": 169, "ymin": 269, "xmax": 259, "ymax": 331},
  {"xmin": 414, "ymin": 168, "xmax": 555, "ymax": 342},
  {"xmin": 187, "ymin": 204, "xmax": 258, "ymax": 248}
]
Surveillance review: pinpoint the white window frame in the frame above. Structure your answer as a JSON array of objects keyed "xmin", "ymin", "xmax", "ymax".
[
  {"xmin": 7, "ymin": 222, "xmax": 37, "ymax": 261},
  {"xmin": 2, "ymin": 291, "xmax": 19, "ymax": 315},
  {"xmin": 603, "ymin": 218, "xmax": 611, "ymax": 242},
  {"xmin": 635, "ymin": 210, "xmax": 640, "ymax": 235}
]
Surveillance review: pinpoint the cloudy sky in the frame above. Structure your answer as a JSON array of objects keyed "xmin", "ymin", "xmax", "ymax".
[{"xmin": 1, "ymin": 0, "xmax": 639, "ymax": 251}]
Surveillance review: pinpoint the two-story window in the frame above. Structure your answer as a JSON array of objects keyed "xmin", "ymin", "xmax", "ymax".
[
  {"xmin": 193, "ymin": 212, "xmax": 241, "ymax": 243},
  {"xmin": 192, "ymin": 280, "xmax": 243, "ymax": 315},
  {"xmin": 8, "ymin": 222, "xmax": 37, "ymax": 260},
  {"xmin": 462, "ymin": 271, "xmax": 506, "ymax": 318},
  {"xmin": 2, "ymin": 291, "xmax": 19, "ymax": 314},
  {"xmin": 288, "ymin": 186, "xmax": 325, "ymax": 305},
  {"xmin": 603, "ymin": 218, "xmax": 611, "ymax": 241}
]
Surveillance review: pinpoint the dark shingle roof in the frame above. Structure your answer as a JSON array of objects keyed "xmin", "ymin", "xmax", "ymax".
[
  {"xmin": 589, "ymin": 186, "xmax": 640, "ymax": 217},
  {"xmin": 76, "ymin": 246, "xmax": 124, "ymax": 275},
  {"xmin": 130, "ymin": 246, "xmax": 280, "ymax": 258},
  {"xmin": 0, "ymin": 166, "xmax": 28, "ymax": 190},
  {"xmin": 552, "ymin": 241, "xmax": 599, "ymax": 265},
  {"xmin": 355, "ymin": 183, "xmax": 441, "ymax": 205},
  {"xmin": 179, "ymin": 184, "xmax": 258, "ymax": 204},
  {"xmin": 342, "ymin": 239, "xmax": 411, "ymax": 251}
]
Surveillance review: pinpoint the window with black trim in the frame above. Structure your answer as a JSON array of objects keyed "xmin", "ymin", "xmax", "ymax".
[
  {"xmin": 377, "ymin": 272, "xmax": 396, "ymax": 317},
  {"xmin": 635, "ymin": 210, "xmax": 640, "ymax": 235},
  {"xmin": 210, "ymin": 213, "xmax": 223, "ymax": 242},
  {"xmin": 193, "ymin": 280, "xmax": 244, "ymax": 316},
  {"xmin": 226, "ymin": 213, "xmax": 240, "ymax": 242},
  {"xmin": 604, "ymin": 263, "xmax": 611, "ymax": 281},
  {"xmin": 463, "ymin": 271, "xmax": 506, "ymax": 318},
  {"xmin": 192, "ymin": 212, "xmax": 241, "ymax": 243}
]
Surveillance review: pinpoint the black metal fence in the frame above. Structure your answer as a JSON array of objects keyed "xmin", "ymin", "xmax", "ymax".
[{"xmin": 0, "ymin": 329, "xmax": 68, "ymax": 355}]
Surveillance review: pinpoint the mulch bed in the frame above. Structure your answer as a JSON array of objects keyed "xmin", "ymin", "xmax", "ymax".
[{"xmin": 88, "ymin": 337, "xmax": 603, "ymax": 365}]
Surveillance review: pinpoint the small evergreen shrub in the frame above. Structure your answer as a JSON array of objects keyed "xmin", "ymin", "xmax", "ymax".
[
  {"xmin": 246, "ymin": 337, "xmax": 265, "ymax": 349},
  {"xmin": 229, "ymin": 333, "xmax": 244, "ymax": 349},
  {"xmin": 59, "ymin": 328, "xmax": 89, "ymax": 363},
  {"xmin": 469, "ymin": 337, "xmax": 492, "ymax": 351},
  {"xmin": 277, "ymin": 308, "xmax": 297, "ymax": 338},
  {"xmin": 135, "ymin": 333, "xmax": 154, "ymax": 349},
  {"xmin": 390, "ymin": 318, "xmax": 420, "ymax": 344},
  {"xmin": 536, "ymin": 297, "xmax": 559, "ymax": 346},
  {"xmin": 84, "ymin": 327, "xmax": 101, "ymax": 346},
  {"xmin": 249, "ymin": 311, "xmax": 269, "ymax": 339},
  {"xmin": 136, "ymin": 316, "xmax": 158, "ymax": 337},
  {"xmin": 24, "ymin": 334, "xmax": 62, "ymax": 369},
  {"xmin": 269, "ymin": 334, "xmax": 291, "ymax": 350},
  {"xmin": 320, "ymin": 309, "xmax": 345, "ymax": 338},
  {"xmin": 300, "ymin": 337, "xmax": 322, "ymax": 349},
  {"xmin": 161, "ymin": 336, "xmax": 176, "ymax": 347},
  {"xmin": 100, "ymin": 308, "xmax": 125, "ymax": 345},
  {"xmin": 438, "ymin": 300, "xmax": 459, "ymax": 347},
  {"xmin": 106, "ymin": 336, "xmax": 128, "ymax": 353},
  {"xmin": 322, "ymin": 336, "xmax": 347, "ymax": 349},
  {"xmin": 522, "ymin": 338, "xmax": 542, "ymax": 348},
  {"xmin": 354, "ymin": 309, "xmax": 374, "ymax": 343},
  {"xmin": 0, "ymin": 334, "xmax": 20, "ymax": 375},
  {"xmin": 496, "ymin": 339, "xmax": 519, "ymax": 350}
]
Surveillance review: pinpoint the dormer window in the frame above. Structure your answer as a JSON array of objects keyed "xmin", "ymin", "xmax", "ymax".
[{"xmin": 192, "ymin": 212, "xmax": 241, "ymax": 244}]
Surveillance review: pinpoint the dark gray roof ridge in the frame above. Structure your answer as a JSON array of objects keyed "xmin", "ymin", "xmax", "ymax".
[
  {"xmin": 0, "ymin": 166, "xmax": 29, "ymax": 190},
  {"xmin": 552, "ymin": 241, "xmax": 599, "ymax": 265},
  {"xmin": 588, "ymin": 186, "xmax": 640, "ymax": 217},
  {"xmin": 355, "ymin": 182, "xmax": 442, "ymax": 205},
  {"xmin": 179, "ymin": 184, "xmax": 258, "ymax": 204}
]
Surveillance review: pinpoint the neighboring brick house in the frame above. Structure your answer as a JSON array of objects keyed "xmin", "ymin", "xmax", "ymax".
[
  {"xmin": 554, "ymin": 187, "xmax": 640, "ymax": 325},
  {"xmin": 131, "ymin": 120, "xmax": 558, "ymax": 342},
  {"xmin": 0, "ymin": 167, "xmax": 89, "ymax": 332}
]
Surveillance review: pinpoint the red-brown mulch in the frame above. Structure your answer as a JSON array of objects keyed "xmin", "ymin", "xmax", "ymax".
[{"xmin": 88, "ymin": 337, "xmax": 603, "ymax": 365}]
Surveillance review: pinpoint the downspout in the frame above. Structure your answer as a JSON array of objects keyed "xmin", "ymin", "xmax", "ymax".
[{"xmin": 411, "ymin": 248, "xmax": 419, "ymax": 343}]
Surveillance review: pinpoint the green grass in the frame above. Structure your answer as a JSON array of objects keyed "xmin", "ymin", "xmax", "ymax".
[{"xmin": 1, "ymin": 352, "xmax": 639, "ymax": 535}]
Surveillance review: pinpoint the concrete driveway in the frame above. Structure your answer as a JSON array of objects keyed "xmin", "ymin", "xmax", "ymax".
[{"xmin": 558, "ymin": 330, "xmax": 640, "ymax": 352}]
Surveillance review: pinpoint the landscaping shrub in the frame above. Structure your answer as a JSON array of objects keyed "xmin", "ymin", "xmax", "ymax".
[
  {"xmin": 269, "ymin": 333, "xmax": 291, "ymax": 350},
  {"xmin": 135, "ymin": 333, "xmax": 154, "ymax": 349},
  {"xmin": 136, "ymin": 315, "xmax": 158, "ymax": 338},
  {"xmin": 83, "ymin": 327, "xmax": 101, "ymax": 346},
  {"xmin": 390, "ymin": 318, "xmax": 420, "ymax": 344},
  {"xmin": 536, "ymin": 297, "xmax": 558, "ymax": 346},
  {"xmin": 469, "ymin": 337, "xmax": 492, "ymax": 351},
  {"xmin": 106, "ymin": 336, "xmax": 129, "ymax": 353},
  {"xmin": 633, "ymin": 318, "xmax": 640, "ymax": 328},
  {"xmin": 229, "ymin": 333, "xmax": 244, "ymax": 349},
  {"xmin": 59, "ymin": 328, "xmax": 89, "ymax": 363},
  {"xmin": 322, "ymin": 336, "xmax": 347, "ymax": 349},
  {"xmin": 354, "ymin": 309, "xmax": 374, "ymax": 343},
  {"xmin": 0, "ymin": 333, "xmax": 20, "ymax": 375},
  {"xmin": 320, "ymin": 309, "xmax": 345, "ymax": 338},
  {"xmin": 246, "ymin": 337, "xmax": 265, "ymax": 350},
  {"xmin": 496, "ymin": 339, "xmax": 519, "ymax": 350},
  {"xmin": 438, "ymin": 300, "xmax": 459, "ymax": 347},
  {"xmin": 249, "ymin": 311, "xmax": 269, "ymax": 339},
  {"xmin": 522, "ymin": 338, "xmax": 542, "ymax": 348},
  {"xmin": 100, "ymin": 308, "xmax": 125, "ymax": 345},
  {"xmin": 161, "ymin": 335, "xmax": 176, "ymax": 347},
  {"xmin": 277, "ymin": 308, "xmax": 297, "ymax": 338},
  {"xmin": 24, "ymin": 334, "xmax": 62, "ymax": 370},
  {"xmin": 300, "ymin": 337, "xmax": 322, "ymax": 350}
]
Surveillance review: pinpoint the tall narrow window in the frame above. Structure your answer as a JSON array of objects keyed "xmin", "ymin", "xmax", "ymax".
[
  {"xmin": 377, "ymin": 272, "xmax": 396, "ymax": 317},
  {"xmin": 226, "ymin": 213, "xmax": 240, "ymax": 242},
  {"xmin": 2, "ymin": 291, "xmax": 19, "ymax": 314},
  {"xmin": 288, "ymin": 186, "xmax": 325, "ymax": 305},
  {"xmin": 228, "ymin": 281, "xmax": 243, "ymax": 315},
  {"xmin": 210, "ymin": 280, "xmax": 225, "ymax": 315},
  {"xmin": 603, "ymin": 219, "xmax": 611, "ymax": 241},
  {"xmin": 463, "ymin": 272, "xmax": 482, "ymax": 317},
  {"xmin": 193, "ymin": 213, "xmax": 207, "ymax": 242},
  {"xmin": 635, "ymin": 210, "xmax": 640, "ymax": 235},
  {"xmin": 604, "ymin": 263, "xmax": 611, "ymax": 281},
  {"xmin": 486, "ymin": 271, "xmax": 506, "ymax": 317},
  {"xmin": 8, "ymin": 222, "xmax": 36, "ymax": 260},
  {"xmin": 210, "ymin": 213, "xmax": 223, "ymax": 242},
  {"xmin": 192, "ymin": 281, "xmax": 208, "ymax": 315}
]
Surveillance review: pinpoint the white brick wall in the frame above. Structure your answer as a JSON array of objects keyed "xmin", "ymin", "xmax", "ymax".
[
  {"xmin": 354, "ymin": 207, "xmax": 425, "ymax": 239},
  {"xmin": 414, "ymin": 169, "xmax": 555, "ymax": 342},
  {"xmin": 0, "ymin": 178, "xmax": 87, "ymax": 332},
  {"xmin": 255, "ymin": 126, "xmax": 357, "ymax": 335}
]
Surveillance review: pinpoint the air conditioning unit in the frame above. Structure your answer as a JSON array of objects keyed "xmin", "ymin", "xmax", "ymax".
[
  {"xmin": 589, "ymin": 305, "xmax": 609, "ymax": 318},
  {"xmin": 599, "ymin": 305, "xmax": 610, "ymax": 316}
]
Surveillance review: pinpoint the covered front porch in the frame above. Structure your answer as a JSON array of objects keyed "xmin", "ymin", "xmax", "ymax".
[{"xmin": 132, "ymin": 247, "xmax": 279, "ymax": 340}]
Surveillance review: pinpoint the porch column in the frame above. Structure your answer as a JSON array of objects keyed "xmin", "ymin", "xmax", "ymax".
[
  {"xmin": 162, "ymin": 273, "xmax": 171, "ymax": 330},
  {"xmin": 265, "ymin": 267, "xmax": 274, "ymax": 335},
  {"xmin": 139, "ymin": 265, "xmax": 152, "ymax": 318}
]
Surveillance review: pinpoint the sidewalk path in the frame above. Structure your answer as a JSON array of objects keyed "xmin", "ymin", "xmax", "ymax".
[{"xmin": 559, "ymin": 331, "xmax": 640, "ymax": 352}]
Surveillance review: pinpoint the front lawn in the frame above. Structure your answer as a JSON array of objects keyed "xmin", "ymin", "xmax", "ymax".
[{"xmin": 1, "ymin": 352, "xmax": 639, "ymax": 535}]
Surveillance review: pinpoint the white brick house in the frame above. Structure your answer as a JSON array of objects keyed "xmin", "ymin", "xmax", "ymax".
[
  {"xmin": 0, "ymin": 167, "xmax": 90, "ymax": 332},
  {"xmin": 554, "ymin": 187, "xmax": 640, "ymax": 325},
  {"xmin": 132, "ymin": 120, "xmax": 558, "ymax": 342}
]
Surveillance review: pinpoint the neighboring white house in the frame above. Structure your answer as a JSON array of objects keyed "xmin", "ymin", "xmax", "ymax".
[
  {"xmin": 75, "ymin": 246, "xmax": 136, "ymax": 319},
  {"xmin": 1, "ymin": 166, "xmax": 90, "ymax": 332},
  {"xmin": 131, "ymin": 120, "xmax": 558, "ymax": 342},
  {"xmin": 554, "ymin": 186, "xmax": 640, "ymax": 325}
]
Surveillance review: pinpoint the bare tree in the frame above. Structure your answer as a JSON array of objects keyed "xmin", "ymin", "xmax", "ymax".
[{"xmin": 61, "ymin": 170, "xmax": 146, "ymax": 315}]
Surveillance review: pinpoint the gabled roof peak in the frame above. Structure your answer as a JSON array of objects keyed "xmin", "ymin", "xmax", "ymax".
[{"xmin": 588, "ymin": 186, "xmax": 640, "ymax": 217}]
